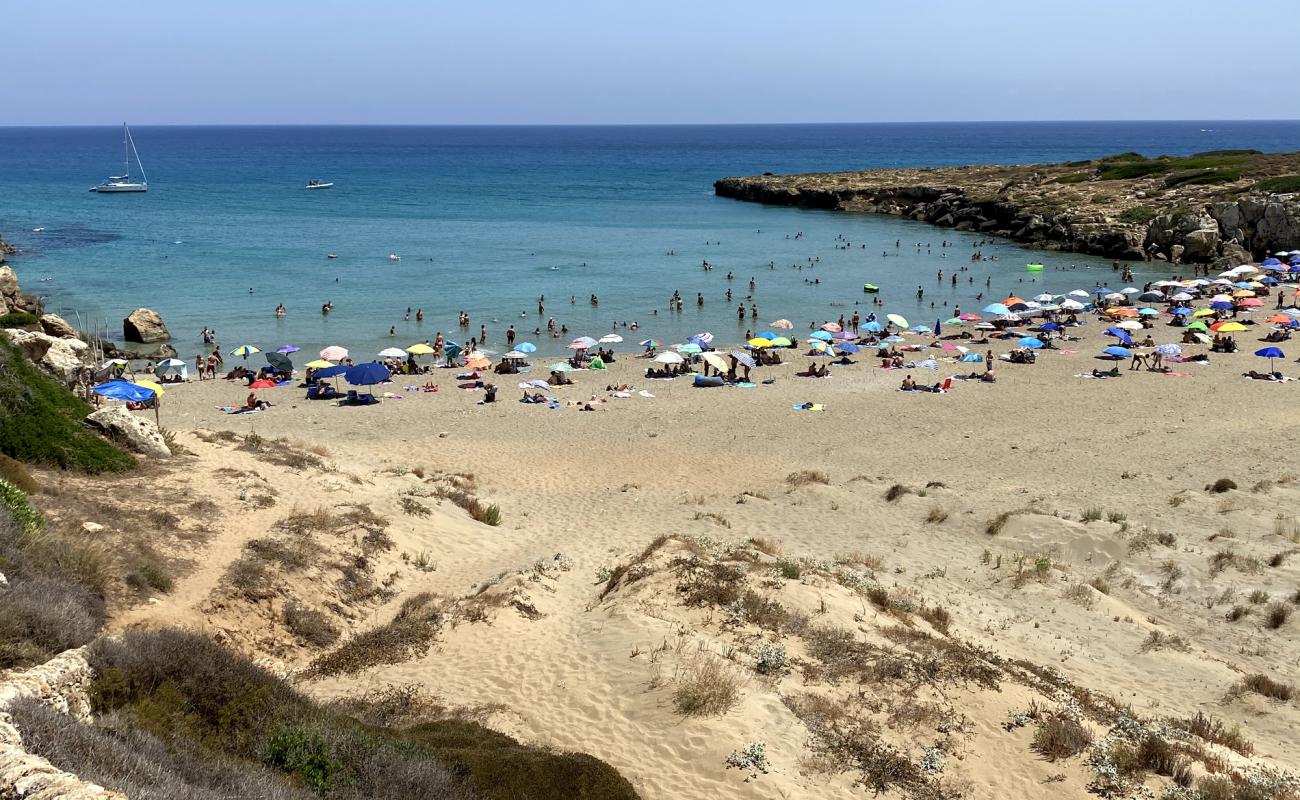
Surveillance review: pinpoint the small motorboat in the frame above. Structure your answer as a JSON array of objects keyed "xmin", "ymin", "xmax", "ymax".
[
  {"xmin": 32, "ymin": 227, "xmax": 45, "ymax": 233},
  {"xmin": 326, "ymin": 253, "xmax": 338, "ymax": 259},
  {"xmin": 388, "ymin": 253, "xmax": 401, "ymax": 261},
  {"xmin": 305, "ymin": 180, "xmax": 333, "ymax": 189},
  {"xmin": 863, "ymin": 283, "xmax": 880, "ymax": 293}
]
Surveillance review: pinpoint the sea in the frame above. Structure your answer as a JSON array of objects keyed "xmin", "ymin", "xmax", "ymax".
[{"xmin": 2, "ymin": 121, "xmax": 1298, "ymax": 360}]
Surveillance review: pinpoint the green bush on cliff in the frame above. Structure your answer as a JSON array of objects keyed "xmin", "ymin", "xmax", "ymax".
[
  {"xmin": 1165, "ymin": 169, "xmax": 1242, "ymax": 188},
  {"xmin": 1054, "ymin": 172, "xmax": 1091, "ymax": 184},
  {"xmin": 1256, "ymin": 175, "xmax": 1300, "ymax": 194},
  {"xmin": 0, "ymin": 311, "xmax": 40, "ymax": 327},
  {"xmin": 1119, "ymin": 206, "xmax": 1158, "ymax": 225},
  {"xmin": 0, "ymin": 338, "xmax": 134, "ymax": 472},
  {"xmin": 1192, "ymin": 149, "xmax": 1262, "ymax": 158},
  {"xmin": 83, "ymin": 630, "xmax": 638, "ymax": 800},
  {"xmin": 1099, "ymin": 161, "xmax": 1172, "ymax": 180}
]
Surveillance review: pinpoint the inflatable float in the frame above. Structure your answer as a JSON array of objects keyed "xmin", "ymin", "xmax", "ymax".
[{"xmin": 863, "ymin": 283, "xmax": 880, "ymax": 293}]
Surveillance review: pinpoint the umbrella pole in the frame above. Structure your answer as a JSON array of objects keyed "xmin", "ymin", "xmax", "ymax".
[{"xmin": 154, "ymin": 397, "xmax": 160, "ymax": 427}]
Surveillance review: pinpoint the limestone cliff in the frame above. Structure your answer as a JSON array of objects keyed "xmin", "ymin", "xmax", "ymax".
[{"xmin": 715, "ymin": 151, "xmax": 1300, "ymax": 265}]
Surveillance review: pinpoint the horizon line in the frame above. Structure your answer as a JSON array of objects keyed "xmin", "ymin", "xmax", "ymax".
[{"xmin": 3, "ymin": 118, "xmax": 1300, "ymax": 129}]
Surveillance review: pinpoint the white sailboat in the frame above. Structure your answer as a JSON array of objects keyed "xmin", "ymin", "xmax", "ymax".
[{"xmin": 90, "ymin": 124, "xmax": 148, "ymax": 193}]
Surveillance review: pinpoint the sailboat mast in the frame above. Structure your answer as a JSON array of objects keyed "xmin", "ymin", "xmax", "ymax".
[{"xmin": 122, "ymin": 123, "xmax": 130, "ymax": 180}]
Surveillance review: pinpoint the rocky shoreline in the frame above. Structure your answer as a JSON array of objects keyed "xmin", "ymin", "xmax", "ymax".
[{"xmin": 715, "ymin": 151, "xmax": 1300, "ymax": 265}]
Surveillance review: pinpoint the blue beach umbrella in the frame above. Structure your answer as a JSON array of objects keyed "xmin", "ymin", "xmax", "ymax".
[
  {"xmin": 835, "ymin": 342, "xmax": 861, "ymax": 354},
  {"xmin": 1262, "ymin": 258, "xmax": 1281, "ymax": 266},
  {"xmin": 1256, "ymin": 346, "xmax": 1285, "ymax": 370},
  {"xmin": 1018, "ymin": 337, "xmax": 1044, "ymax": 349},
  {"xmin": 313, "ymin": 364, "xmax": 349, "ymax": 379},
  {"xmin": 1038, "ymin": 322, "xmax": 1061, "ymax": 332},
  {"xmin": 92, "ymin": 380, "xmax": 156, "ymax": 403},
  {"xmin": 1210, "ymin": 300, "xmax": 1233, "ymax": 311},
  {"xmin": 933, "ymin": 319, "xmax": 942, "ymax": 336},
  {"xmin": 861, "ymin": 321, "xmax": 883, "ymax": 333},
  {"xmin": 276, "ymin": 345, "xmax": 301, "ymax": 354},
  {"xmin": 345, "ymin": 362, "xmax": 391, "ymax": 386},
  {"xmin": 515, "ymin": 342, "xmax": 537, "ymax": 353},
  {"xmin": 676, "ymin": 343, "xmax": 703, "ymax": 355},
  {"xmin": 809, "ymin": 330, "xmax": 833, "ymax": 341},
  {"xmin": 983, "ymin": 303, "xmax": 1010, "ymax": 315},
  {"xmin": 758, "ymin": 331, "xmax": 777, "ymax": 340},
  {"xmin": 1095, "ymin": 287, "xmax": 1114, "ymax": 295},
  {"xmin": 909, "ymin": 325, "xmax": 930, "ymax": 334},
  {"xmin": 884, "ymin": 335, "xmax": 905, "ymax": 343},
  {"xmin": 1172, "ymin": 307, "xmax": 1193, "ymax": 316},
  {"xmin": 1104, "ymin": 328, "xmax": 1133, "ymax": 345},
  {"xmin": 1103, "ymin": 346, "xmax": 1132, "ymax": 359},
  {"xmin": 1138, "ymin": 307, "xmax": 1159, "ymax": 316}
]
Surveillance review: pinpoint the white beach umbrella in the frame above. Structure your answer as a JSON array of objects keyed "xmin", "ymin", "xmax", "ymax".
[
  {"xmin": 653, "ymin": 351, "xmax": 684, "ymax": 365},
  {"xmin": 1068, "ymin": 289, "xmax": 1090, "ymax": 298},
  {"xmin": 1171, "ymin": 292, "xmax": 1194, "ymax": 301},
  {"xmin": 701, "ymin": 352, "xmax": 729, "ymax": 372},
  {"xmin": 1120, "ymin": 287, "xmax": 1140, "ymax": 295},
  {"xmin": 1060, "ymin": 299, "xmax": 1085, "ymax": 310},
  {"xmin": 599, "ymin": 334, "xmax": 623, "ymax": 344},
  {"xmin": 1033, "ymin": 293, "xmax": 1054, "ymax": 302},
  {"xmin": 1116, "ymin": 320, "xmax": 1144, "ymax": 331},
  {"xmin": 377, "ymin": 347, "xmax": 407, "ymax": 358}
]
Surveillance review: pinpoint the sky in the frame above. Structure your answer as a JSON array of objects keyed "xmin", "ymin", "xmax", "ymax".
[{"xmin": 6, "ymin": 0, "xmax": 1298, "ymax": 125}]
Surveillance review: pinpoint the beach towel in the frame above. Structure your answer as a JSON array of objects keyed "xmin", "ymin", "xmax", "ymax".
[
  {"xmin": 637, "ymin": 390, "xmax": 655, "ymax": 398},
  {"xmin": 735, "ymin": 382, "xmax": 756, "ymax": 388},
  {"xmin": 792, "ymin": 403, "xmax": 825, "ymax": 412}
]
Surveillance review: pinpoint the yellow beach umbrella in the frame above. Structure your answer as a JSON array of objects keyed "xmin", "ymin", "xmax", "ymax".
[
  {"xmin": 807, "ymin": 340, "xmax": 829, "ymax": 352},
  {"xmin": 135, "ymin": 380, "xmax": 165, "ymax": 397},
  {"xmin": 1192, "ymin": 308, "xmax": 1216, "ymax": 317},
  {"xmin": 305, "ymin": 359, "xmax": 334, "ymax": 368},
  {"xmin": 406, "ymin": 343, "xmax": 435, "ymax": 355},
  {"xmin": 1215, "ymin": 322, "xmax": 1247, "ymax": 332},
  {"xmin": 747, "ymin": 338, "xmax": 773, "ymax": 348},
  {"xmin": 1232, "ymin": 289, "xmax": 1254, "ymax": 298}
]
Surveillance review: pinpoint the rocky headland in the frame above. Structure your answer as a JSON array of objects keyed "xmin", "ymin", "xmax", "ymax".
[{"xmin": 715, "ymin": 150, "xmax": 1300, "ymax": 265}]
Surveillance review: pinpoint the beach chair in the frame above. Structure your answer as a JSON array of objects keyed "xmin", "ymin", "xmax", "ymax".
[
  {"xmin": 940, "ymin": 378, "xmax": 952, "ymax": 392},
  {"xmin": 346, "ymin": 390, "xmax": 359, "ymax": 405}
]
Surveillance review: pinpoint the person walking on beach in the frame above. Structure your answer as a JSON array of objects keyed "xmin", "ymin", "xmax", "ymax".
[
  {"xmin": 506, "ymin": 326, "xmax": 516, "ymax": 346},
  {"xmin": 195, "ymin": 354, "xmax": 205, "ymax": 381}
]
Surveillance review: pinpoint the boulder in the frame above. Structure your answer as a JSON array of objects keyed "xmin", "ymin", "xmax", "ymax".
[
  {"xmin": 1170, "ymin": 244, "xmax": 1185, "ymax": 264},
  {"xmin": 2, "ymin": 328, "xmax": 93, "ymax": 385},
  {"xmin": 0, "ymin": 266, "xmax": 18, "ymax": 300},
  {"xmin": 40, "ymin": 313, "xmax": 77, "ymax": 339},
  {"xmin": 1181, "ymin": 228, "xmax": 1220, "ymax": 260},
  {"xmin": 123, "ymin": 308, "xmax": 170, "ymax": 343},
  {"xmin": 84, "ymin": 406, "xmax": 171, "ymax": 458}
]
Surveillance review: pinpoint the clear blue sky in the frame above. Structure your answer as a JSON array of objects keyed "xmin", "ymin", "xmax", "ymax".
[{"xmin": 8, "ymin": 0, "xmax": 1298, "ymax": 125}]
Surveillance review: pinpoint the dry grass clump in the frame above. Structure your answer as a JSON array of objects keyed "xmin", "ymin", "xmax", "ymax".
[
  {"xmin": 1064, "ymin": 583, "xmax": 1096, "ymax": 609},
  {"xmin": 124, "ymin": 562, "xmax": 173, "ymax": 594},
  {"xmin": 747, "ymin": 536, "xmax": 783, "ymax": 556},
  {"xmin": 284, "ymin": 603, "xmax": 340, "ymax": 648},
  {"xmin": 433, "ymin": 485, "xmax": 501, "ymax": 526},
  {"xmin": 1266, "ymin": 549, "xmax": 1296, "ymax": 567},
  {"xmin": 1110, "ymin": 733, "xmax": 1192, "ymax": 786},
  {"xmin": 672, "ymin": 655, "xmax": 744, "ymax": 716},
  {"xmin": 924, "ymin": 505, "xmax": 948, "ymax": 524},
  {"xmin": 1208, "ymin": 549, "xmax": 1262, "ymax": 577},
  {"xmin": 676, "ymin": 559, "xmax": 747, "ymax": 608},
  {"xmin": 307, "ymin": 593, "xmax": 442, "ymax": 677},
  {"xmin": 883, "ymin": 483, "xmax": 910, "ymax": 502},
  {"xmin": 985, "ymin": 508, "xmax": 1028, "ymax": 536},
  {"xmin": 786, "ymin": 470, "xmax": 830, "ymax": 487},
  {"xmin": 1178, "ymin": 711, "xmax": 1253, "ymax": 756},
  {"xmin": 918, "ymin": 605, "xmax": 952, "ymax": 635},
  {"xmin": 1264, "ymin": 602, "xmax": 1292, "ymax": 630},
  {"xmin": 399, "ymin": 495, "xmax": 431, "ymax": 517},
  {"xmin": 0, "ymin": 453, "xmax": 39, "ymax": 493},
  {"xmin": 238, "ymin": 433, "xmax": 328, "ymax": 470},
  {"xmin": 1088, "ymin": 577, "xmax": 1111, "ymax": 595},
  {"xmin": 837, "ymin": 551, "xmax": 884, "ymax": 571},
  {"xmin": 1139, "ymin": 630, "xmax": 1191, "ymax": 653},
  {"xmin": 1233, "ymin": 673, "xmax": 1295, "ymax": 702},
  {"xmin": 222, "ymin": 554, "xmax": 276, "ymax": 601},
  {"xmin": 1032, "ymin": 714, "xmax": 1093, "ymax": 760},
  {"xmin": 1225, "ymin": 605, "xmax": 1250, "ymax": 622}
]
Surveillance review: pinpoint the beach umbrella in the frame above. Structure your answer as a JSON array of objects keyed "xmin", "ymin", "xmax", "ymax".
[
  {"xmin": 1171, "ymin": 307, "xmax": 1193, "ymax": 316},
  {"xmin": 1186, "ymin": 321, "xmax": 1209, "ymax": 332},
  {"xmin": 687, "ymin": 332, "xmax": 713, "ymax": 346},
  {"xmin": 1262, "ymin": 258, "xmax": 1281, "ymax": 266},
  {"xmin": 917, "ymin": 358, "xmax": 939, "ymax": 371},
  {"xmin": 886, "ymin": 314, "xmax": 909, "ymax": 328},
  {"xmin": 1237, "ymin": 298, "xmax": 1264, "ymax": 307},
  {"xmin": 1095, "ymin": 287, "xmax": 1114, "ymax": 295},
  {"xmin": 1109, "ymin": 308, "xmax": 1140, "ymax": 318},
  {"xmin": 1192, "ymin": 332, "xmax": 1212, "ymax": 344},
  {"xmin": 809, "ymin": 330, "xmax": 833, "ymax": 341},
  {"xmin": 464, "ymin": 354, "xmax": 491, "ymax": 370},
  {"xmin": 1033, "ymin": 293, "xmax": 1054, "ymax": 302},
  {"xmin": 92, "ymin": 379, "xmax": 156, "ymax": 403},
  {"xmin": 310, "ymin": 364, "xmax": 347, "ymax": 378},
  {"xmin": 1060, "ymin": 299, "xmax": 1086, "ymax": 310},
  {"xmin": 862, "ymin": 321, "xmax": 884, "ymax": 332},
  {"xmin": 378, "ymin": 347, "xmax": 407, "ymax": 358},
  {"xmin": 1104, "ymin": 292, "xmax": 1126, "ymax": 302},
  {"xmin": 945, "ymin": 317, "xmax": 963, "ymax": 325},
  {"xmin": 305, "ymin": 359, "xmax": 334, "ymax": 369},
  {"xmin": 1038, "ymin": 322, "xmax": 1061, "ymax": 332},
  {"xmin": 730, "ymin": 351, "xmax": 756, "ymax": 369},
  {"xmin": 639, "ymin": 339, "xmax": 661, "ymax": 348},
  {"xmin": 959, "ymin": 352, "xmax": 983, "ymax": 362},
  {"xmin": 320, "ymin": 345, "xmax": 348, "ymax": 361},
  {"xmin": 835, "ymin": 343, "xmax": 860, "ymax": 354},
  {"xmin": 754, "ymin": 331, "xmax": 776, "ymax": 340},
  {"xmin": 1018, "ymin": 337, "xmax": 1044, "ymax": 349},
  {"xmin": 1192, "ymin": 308, "xmax": 1216, "ymax": 317},
  {"xmin": 958, "ymin": 313, "xmax": 981, "ymax": 321},
  {"xmin": 1256, "ymin": 346, "xmax": 1285, "ymax": 370},
  {"xmin": 808, "ymin": 339, "xmax": 829, "ymax": 353},
  {"xmin": 345, "ymin": 362, "xmax": 391, "ymax": 386},
  {"xmin": 653, "ymin": 351, "xmax": 684, "ymax": 364},
  {"xmin": 248, "ymin": 378, "xmax": 278, "ymax": 389},
  {"xmin": 1116, "ymin": 321, "xmax": 1144, "ymax": 331},
  {"xmin": 909, "ymin": 325, "xmax": 931, "ymax": 334},
  {"xmin": 701, "ymin": 352, "xmax": 729, "ymax": 372},
  {"xmin": 676, "ymin": 343, "xmax": 703, "ymax": 355},
  {"xmin": 265, "ymin": 352, "xmax": 293, "ymax": 372},
  {"xmin": 1212, "ymin": 321, "xmax": 1247, "ymax": 332},
  {"xmin": 770, "ymin": 337, "xmax": 793, "ymax": 347},
  {"xmin": 515, "ymin": 342, "xmax": 537, "ymax": 353},
  {"xmin": 1003, "ymin": 295, "xmax": 1026, "ymax": 306},
  {"xmin": 503, "ymin": 351, "xmax": 528, "ymax": 360},
  {"xmin": 833, "ymin": 330, "xmax": 855, "ymax": 340},
  {"xmin": 821, "ymin": 322, "xmax": 842, "ymax": 333},
  {"xmin": 1120, "ymin": 287, "xmax": 1140, "ymax": 295},
  {"xmin": 1171, "ymin": 292, "xmax": 1194, "ymax": 302},
  {"xmin": 275, "ymin": 345, "xmax": 301, "ymax": 354},
  {"xmin": 599, "ymin": 333, "xmax": 624, "ymax": 344},
  {"xmin": 884, "ymin": 335, "xmax": 905, "ymax": 343},
  {"xmin": 568, "ymin": 336, "xmax": 598, "ymax": 350},
  {"xmin": 1138, "ymin": 307, "xmax": 1159, "ymax": 316},
  {"xmin": 1068, "ymin": 289, "xmax": 1090, "ymax": 298},
  {"xmin": 406, "ymin": 343, "xmax": 435, "ymax": 355},
  {"xmin": 933, "ymin": 319, "xmax": 942, "ymax": 336},
  {"xmin": 747, "ymin": 337, "xmax": 773, "ymax": 348},
  {"xmin": 1155, "ymin": 343, "xmax": 1182, "ymax": 357},
  {"xmin": 770, "ymin": 319, "xmax": 794, "ymax": 329},
  {"xmin": 135, "ymin": 380, "xmax": 166, "ymax": 398},
  {"xmin": 443, "ymin": 342, "xmax": 463, "ymax": 360},
  {"xmin": 1103, "ymin": 346, "xmax": 1132, "ymax": 360},
  {"xmin": 233, "ymin": 345, "xmax": 260, "ymax": 359},
  {"xmin": 1138, "ymin": 292, "xmax": 1165, "ymax": 303},
  {"xmin": 548, "ymin": 363, "xmax": 573, "ymax": 373},
  {"xmin": 982, "ymin": 303, "xmax": 1010, "ymax": 315},
  {"xmin": 1265, "ymin": 314, "xmax": 1293, "ymax": 324},
  {"xmin": 156, "ymin": 358, "xmax": 185, "ymax": 368}
]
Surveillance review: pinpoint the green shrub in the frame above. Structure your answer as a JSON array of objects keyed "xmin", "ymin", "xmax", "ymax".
[
  {"xmin": 1164, "ymin": 169, "xmax": 1241, "ymax": 187},
  {"xmin": 0, "ymin": 339, "xmax": 134, "ymax": 472},
  {"xmin": 1099, "ymin": 161, "xmax": 1172, "ymax": 180},
  {"xmin": 1054, "ymin": 172, "xmax": 1091, "ymax": 184},
  {"xmin": 1119, "ymin": 206, "xmax": 1157, "ymax": 224},
  {"xmin": 1256, "ymin": 175, "xmax": 1300, "ymax": 193},
  {"xmin": 1192, "ymin": 149, "xmax": 1261, "ymax": 157},
  {"xmin": 0, "ymin": 311, "xmax": 40, "ymax": 327},
  {"xmin": 0, "ymin": 478, "xmax": 44, "ymax": 535}
]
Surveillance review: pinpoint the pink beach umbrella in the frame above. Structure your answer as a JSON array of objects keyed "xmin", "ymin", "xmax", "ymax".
[
  {"xmin": 319, "ymin": 345, "xmax": 348, "ymax": 362},
  {"xmin": 820, "ymin": 322, "xmax": 842, "ymax": 333}
]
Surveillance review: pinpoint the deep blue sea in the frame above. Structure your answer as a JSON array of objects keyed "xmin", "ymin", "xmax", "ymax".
[{"xmin": 2, "ymin": 122, "xmax": 1298, "ymax": 359}]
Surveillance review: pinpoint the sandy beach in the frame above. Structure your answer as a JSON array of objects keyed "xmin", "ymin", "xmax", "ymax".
[{"xmin": 84, "ymin": 308, "xmax": 1300, "ymax": 799}]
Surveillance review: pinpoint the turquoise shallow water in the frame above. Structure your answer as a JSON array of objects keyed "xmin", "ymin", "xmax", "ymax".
[{"xmin": 2, "ymin": 122, "xmax": 1298, "ymax": 359}]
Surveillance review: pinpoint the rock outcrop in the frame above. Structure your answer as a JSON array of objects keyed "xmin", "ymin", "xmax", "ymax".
[
  {"xmin": 0, "ymin": 266, "xmax": 41, "ymax": 318},
  {"xmin": 0, "ymin": 647, "xmax": 126, "ymax": 799},
  {"xmin": 122, "ymin": 308, "xmax": 169, "ymax": 344},
  {"xmin": 84, "ymin": 406, "xmax": 171, "ymax": 459},
  {"xmin": 1, "ymin": 329, "xmax": 94, "ymax": 387},
  {"xmin": 715, "ymin": 151, "xmax": 1300, "ymax": 264},
  {"xmin": 38, "ymin": 314, "xmax": 76, "ymax": 339}
]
